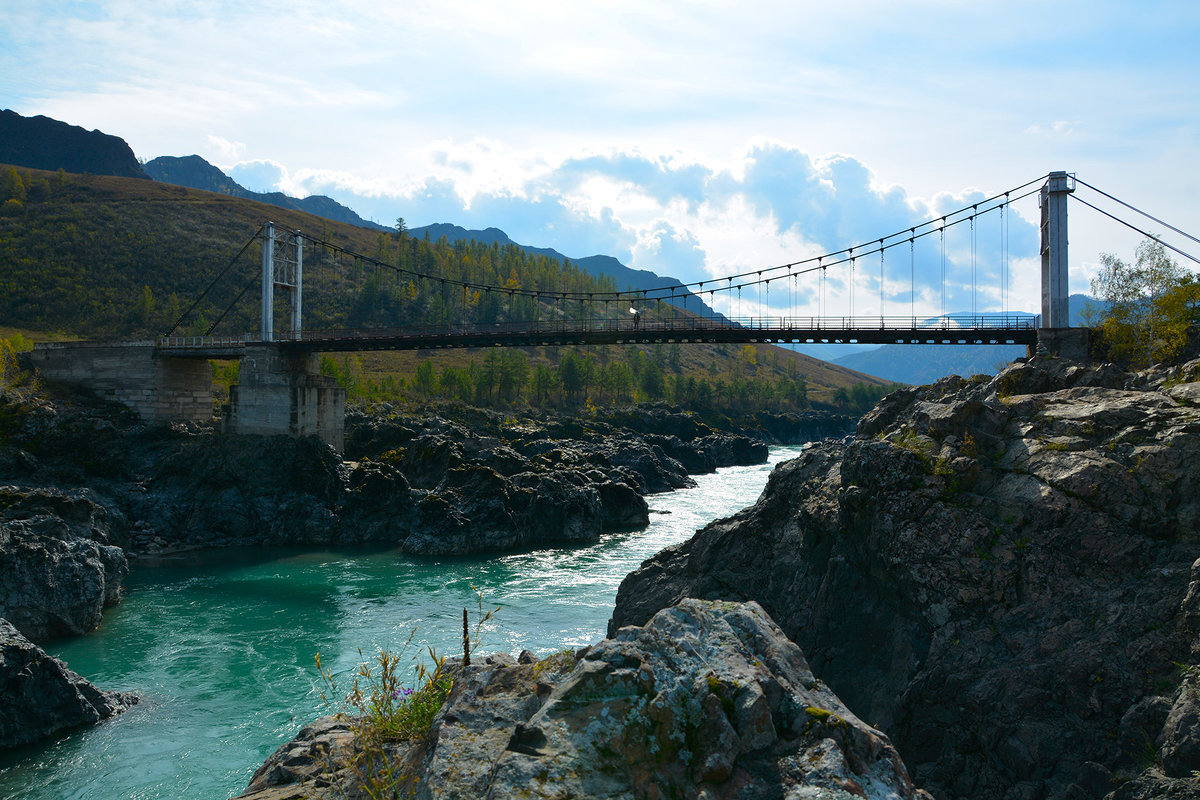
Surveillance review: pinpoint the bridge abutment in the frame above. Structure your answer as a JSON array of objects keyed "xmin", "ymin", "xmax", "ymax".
[
  {"xmin": 29, "ymin": 341, "xmax": 346, "ymax": 450},
  {"xmin": 1030, "ymin": 327, "xmax": 1091, "ymax": 360},
  {"xmin": 224, "ymin": 344, "xmax": 345, "ymax": 450},
  {"xmin": 30, "ymin": 342, "xmax": 214, "ymax": 423}
]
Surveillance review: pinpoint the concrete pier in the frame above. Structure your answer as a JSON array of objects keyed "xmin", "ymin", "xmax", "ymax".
[{"xmin": 1030, "ymin": 328, "xmax": 1091, "ymax": 360}]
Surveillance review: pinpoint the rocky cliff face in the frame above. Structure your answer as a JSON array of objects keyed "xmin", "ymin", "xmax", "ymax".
[
  {"xmin": 239, "ymin": 599, "xmax": 932, "ymax": 800},
  {"xmin": 610, "ymin": 354, "xmax": 1200, "ymax": 800},
  {"xmin": 1, "ymin": 389, "xmax": 778, "ymax": 558}
]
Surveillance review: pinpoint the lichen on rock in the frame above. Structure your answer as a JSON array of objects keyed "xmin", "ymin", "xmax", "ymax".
[{"xmin": 239, "ymin": 599, "xmax": 931, "ymax": 800}]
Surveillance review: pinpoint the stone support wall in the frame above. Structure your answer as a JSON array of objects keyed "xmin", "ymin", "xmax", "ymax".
[{"xmin": 29, "ymin": 342, "xmax": 213, "ymax": 424}]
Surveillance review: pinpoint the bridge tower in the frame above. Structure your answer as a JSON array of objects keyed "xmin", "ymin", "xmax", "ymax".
[
  {"xmin": 1039, "ymin": 171, "xmax": 1074, "ymax": 329},
  {"xmin": 261, "ymin": 222, "xmax": 303, "ymax": 341}
]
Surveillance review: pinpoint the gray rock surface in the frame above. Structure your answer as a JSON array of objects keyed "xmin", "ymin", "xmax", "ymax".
[
  {"xmin": 239, "ymin": 599, "xmax": 931, "ymax": 800},
  {"xmin": 0, "ymin": 616, "xmax": 136, "ymax": 748},
  {"xmin": 610, "ymin": 355, "xmax": 1200, "ymax": 800},
  {"xmin": 0, "ymin": 486, "xmax": 128, "ymax": 641}
]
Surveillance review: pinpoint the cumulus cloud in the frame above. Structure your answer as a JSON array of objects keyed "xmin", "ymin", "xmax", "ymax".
[
  {"xmin": 632, "ymin": 222, "xmax": 707, "ymax": 277},
  {"xmin": 206, "ymin": 134, "xmax": 245, "ymax": 163},
  {"xmin": 260, "ymin": 139, "xmax": 1043, "ymax": 318},
  {"xmin": 227, "ymin": 159, "xmax": 287, "ymax": 194}
]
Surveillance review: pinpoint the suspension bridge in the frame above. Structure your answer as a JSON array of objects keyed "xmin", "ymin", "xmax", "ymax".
[
  {"xmin": 155, "ymin": 176, "xmax": 1056, "ymax": 355},
  {"xmin": 30, "ymin": 171, "xmax": 1199, "ymax": 448}
]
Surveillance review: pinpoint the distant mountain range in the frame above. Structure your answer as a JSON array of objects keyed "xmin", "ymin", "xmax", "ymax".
[
  {"xmin": 411, "ymin": 223, "xmax": 724, "ymax": 318},
  {"xmin": 142, "ymin": 155, "xmax": 392, "ymax": 231},
  {"xmin": 830, "ymin": 295, "xmax": 1101, "ymax": 383}
]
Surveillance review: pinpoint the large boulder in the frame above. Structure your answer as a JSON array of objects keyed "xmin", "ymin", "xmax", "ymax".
[
  {"xmin": 610, "ymin": 355, "xmax": 1200, "ymax": 800},
  {"xmin": 0, "ymin": 616, "xmax": 136, "ymax": 748},
  {"xmin": 0, "ymin": 487, "xmax": 128, "ymax": 641},
  {"xmin": 239, "ymin": 600, "xmax": 930, "ymax": 800}
]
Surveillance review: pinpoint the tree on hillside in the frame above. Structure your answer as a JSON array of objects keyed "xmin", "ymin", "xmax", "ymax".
[
  {"xmin": 413, "ymin": 359, "xmax": 436, "ymax": 396},
  {"xmin": 1, "ymin": 167, "xmax": 24, "ymax": 203},
  {"xmin": 1090, "ymin": 238, "xmax": 1200, "ymax": 366},
  {"xmin": 559, "ymin": 351, "xmax": 586, "ymax": 402}
]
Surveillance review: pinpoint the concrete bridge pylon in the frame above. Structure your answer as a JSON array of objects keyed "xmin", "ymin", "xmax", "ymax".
[{"xmin": 224, "ymin": 344, "xmax": 344, "ymax": 450}]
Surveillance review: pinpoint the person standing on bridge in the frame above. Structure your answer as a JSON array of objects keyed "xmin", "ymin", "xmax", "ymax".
[{"xmin": 630, "ymin": 307, "xmax": 640, "ymax": 329}]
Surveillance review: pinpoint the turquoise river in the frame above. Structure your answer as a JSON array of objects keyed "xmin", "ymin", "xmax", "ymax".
[{"xmin": 0, "ymin": 445, "xmax": 806, "ymax": 800}]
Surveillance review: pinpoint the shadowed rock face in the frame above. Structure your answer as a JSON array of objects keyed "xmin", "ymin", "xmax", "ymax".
[
  {"xmin": 239, "ymin": 599, "xmax": 932, "ymax": 800},
  {"xmin": 0, "ymin": 487, "xmax": 128, "ymax": 642},
  {"xmin": 0, "ymin": 617, "xmax": 136, "ymax": 748},
  {"xmin": 1, "ymin": 389, "xmax": 785, "ymax": 558},
  {"xmin": 609, "ymin": 355, "xmax": 1200, "ymax": 800}
]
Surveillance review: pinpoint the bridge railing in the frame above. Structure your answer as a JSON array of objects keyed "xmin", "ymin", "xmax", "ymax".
[
  {"xmin": 154, "ymin": 313, "xmax": 1038, "ymax": 352},
  {"xmin": 157, "ymin": 334, "xmax": 247, "ymax": 349},
  {"xmin": 289, "ymin": 312, "xmax": 1038, "ymax": 341}
]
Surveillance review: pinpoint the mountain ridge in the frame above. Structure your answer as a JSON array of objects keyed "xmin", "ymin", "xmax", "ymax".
[
  {"xmin": 412, "ymin": 222, "xmax": 724, "ymax": 319},
  {"xmin": 143, "ymin": 154, "xmax": 391, "ymax": 231},
  {"xmin": 0, "ymin": 109, "xmax": 148, "ymax": 179}
]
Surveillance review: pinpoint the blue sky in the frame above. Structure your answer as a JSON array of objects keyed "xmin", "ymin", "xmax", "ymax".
[{"xmin": 3, "ymin": 0, "xmax": 1198, "ymax": 321}]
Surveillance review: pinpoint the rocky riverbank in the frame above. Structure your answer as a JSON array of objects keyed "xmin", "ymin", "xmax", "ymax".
[
  {"xmin": 0, "ymin": 392, "xmax": 802, "ymax": 561},
  {"xmin": 0, "ymin": 385, "xmax": 844, "ymax": 748},
  {"xmin": 610, "ymin": 353, "xmax": 1200, "ymax": 800},
  {"xmin": 238, "ymin": 598, "xmax": 933, "ymax": 800}
]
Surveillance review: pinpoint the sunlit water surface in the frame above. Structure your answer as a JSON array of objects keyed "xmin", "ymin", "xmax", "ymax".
[{"xmin": 0, "ymin": 446, "xmax": 805, "ymax": 800}]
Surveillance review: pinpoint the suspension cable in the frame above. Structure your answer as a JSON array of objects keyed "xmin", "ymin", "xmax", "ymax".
[
  {"xmin": 1070, "ymin": 195, "xmax": 1200, "ymax": 266},
  {"xmin": 293, "ymin": 178, "xmax": 1047, "ymax": 306},
  {"xmin": 1073, "ymin": 177, "xmax": 1200, "ymax": 247},
  {"xmin": 163, "ymin": 224, "xmax": 263, "ymax": 336},
  {"xmin": 205, "ymin": 272, "xmax": 259, "ymax": 336}
]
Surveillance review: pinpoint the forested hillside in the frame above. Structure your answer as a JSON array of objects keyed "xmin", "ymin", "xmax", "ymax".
[{"xmin": 0, "ymin": 164, "xmax": 893, "ymax": 413}]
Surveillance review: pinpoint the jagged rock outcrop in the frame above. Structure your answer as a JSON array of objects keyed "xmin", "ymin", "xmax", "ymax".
[
  {"xmin": 0, "ymin": 616, "xmax": 136, "ymax": 748},
  {"xmin": 239, "ymin": 599, "xmax": 932, "ymax": 800},
  {"xmin": 0, "ymin": 388, "xmax": 783, "ymax": 567},
  {"xmin": 331, "ymin": 407, "xmax": 777, "ymax": 554},
  {"xmin": 610, "ymin": 354, "xmax": 1200, "ymax": 800},
  {"xmin": 0, "ymin": 487, "xmax": 128, "ymax": 641},
  {"xmin": 132, "ymin": 433, "xmax": 345, "ymax": 549}
]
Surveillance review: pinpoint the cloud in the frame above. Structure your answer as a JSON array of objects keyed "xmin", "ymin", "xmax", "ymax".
[
  {"xmin": 250, "ymin": 138, "xmax": 1044, "ymax": 317},
  {"xmin": 206, "ymin": 135, "xmax": 245, "ymax": 163},
  {"xmin": 227, "ymin": 159, "xmax": 287, "ymax": 193},
  {"xmin": 632, "ymin": 223, "xmax": 707, "ymax": 277},
  {"xmin": 1025, "ymin": 121, "xmax": 1079, "ymax": 136}
]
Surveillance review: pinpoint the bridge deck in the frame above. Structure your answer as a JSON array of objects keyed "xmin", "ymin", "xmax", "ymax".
[{"xmin": 156, "ymin": 315, "xmax": 1038, "ymax": 358}]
